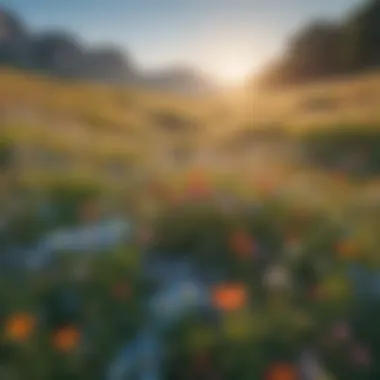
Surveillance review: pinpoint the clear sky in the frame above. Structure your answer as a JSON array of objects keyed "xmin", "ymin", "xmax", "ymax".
[{"xmin": 0, "ymin": 0, "xmax": 364, "ymax": 84}]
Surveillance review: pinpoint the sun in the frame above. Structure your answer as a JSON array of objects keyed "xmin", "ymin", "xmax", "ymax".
[
  {"xmin": 203, "ymin": 42, "xmax": 257, "ymax": 87},
  {"xmin": 212, "ymin": 58, "xmax": 254, "ymax": 87},
  {"xmin": 218, "ymin": 65, "xmax": 251, "ymax": 86}
]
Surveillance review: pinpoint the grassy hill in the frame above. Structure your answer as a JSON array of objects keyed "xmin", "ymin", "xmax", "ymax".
[
  {"xmin": 1, "ymin": 66, "xmax": 380, "ymax": 191},
  {"xmin": 0, "ymin": 67, "xmax": 222, "ymax": 187}
]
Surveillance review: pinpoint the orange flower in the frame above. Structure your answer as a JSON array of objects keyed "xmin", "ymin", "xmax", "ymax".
[
  {"xmin": 5, "ymin": 313, "xmax": 35, "ymax": 343},
  {"xmin": 265, "ymin": 362, "xmax": 298, "ymax": 380},
  {"xmin": 52, "ymin": 326, "xmax": 80, "ymax": 353},
  {"xmin": 229, "ymin": 230, "xmax": 255, "ymax": 259},
  {"xmin": 212, "ymin": 284, "xmax": 247, "ymax": 311},
  {"xmin": 336, "ymin": 239, "xmax": 359, "ymax": 259}
]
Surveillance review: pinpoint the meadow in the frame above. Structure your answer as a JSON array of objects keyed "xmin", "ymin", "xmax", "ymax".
[{"xmin": 1, "ymin": 67, "xmax": 380, "ymax": 379}]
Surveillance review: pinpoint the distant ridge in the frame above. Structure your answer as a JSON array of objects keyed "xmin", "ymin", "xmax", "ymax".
[{"xmin": 0, "ymin": 7, "xmax": 218, "ymax": 94}]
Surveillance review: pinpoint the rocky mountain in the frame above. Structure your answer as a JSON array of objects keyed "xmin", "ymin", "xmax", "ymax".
[{"xmin": 0, "ymin": 8, "xmax": 217, "ymax": 94}]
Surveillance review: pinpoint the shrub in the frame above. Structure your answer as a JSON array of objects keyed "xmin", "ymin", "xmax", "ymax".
[{"xmin": 299, "ymin": 125, "xmax": 380, "ymax": 176}]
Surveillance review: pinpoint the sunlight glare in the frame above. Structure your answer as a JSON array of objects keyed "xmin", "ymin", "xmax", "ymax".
[{"xmin": 212, "ymin": 55, "xmax": 254, "ymax": 87}]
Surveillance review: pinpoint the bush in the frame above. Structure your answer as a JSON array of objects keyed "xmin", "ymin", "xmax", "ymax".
[{"xmin": 299, "ymin": 125, "xmax": 380, "ymax": 176}]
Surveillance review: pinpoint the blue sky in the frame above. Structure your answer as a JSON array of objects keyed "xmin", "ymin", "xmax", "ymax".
[{"xmin": 0, "ymin": 0, "xmax": 363, "ymax": 83}]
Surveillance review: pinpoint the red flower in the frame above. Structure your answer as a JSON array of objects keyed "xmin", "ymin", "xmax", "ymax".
[
  {"xmin": 265, "ymin": 362, "xmax": 298, "ymax": 380},
  {"xmin": 52, "ymin": 326, "xmax": 80, "ymax": 353}
]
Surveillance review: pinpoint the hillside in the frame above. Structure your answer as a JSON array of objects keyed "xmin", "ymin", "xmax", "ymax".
[
  {"xmin": 257, "ymin": 0, "xmax": 380, "ymax": 88},
  {"xmin": 0, "ymin": 67, "xmax": 227, "ymax": 188},
  {"xmin": 1, "ymin": 66, "xmax": 380, "ymax": 191}
]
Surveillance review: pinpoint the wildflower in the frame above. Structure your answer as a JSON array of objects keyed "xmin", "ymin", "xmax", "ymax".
[
  {"xmin": 52, "ymin": 326, "xmax": 80, "ymax": 353},
  {"xmin": 5, "ymin": 313, "xmax": 35, "ymax": 343},
  {"xmin": 265, "ymin": 362, "xmax": 298, "ymax": 380},
  {"xmin": 211, "ymin": 283, "xmax": 247, "ymax": 311},
  {"xmin": 263, "ymin": 265, "xmax": 292, "ymax": 290}
]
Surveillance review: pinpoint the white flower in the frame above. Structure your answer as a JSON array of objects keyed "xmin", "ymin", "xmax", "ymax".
[{"xmin": 263, "ymin": 265, "xmax": 291, "ymax": 289}]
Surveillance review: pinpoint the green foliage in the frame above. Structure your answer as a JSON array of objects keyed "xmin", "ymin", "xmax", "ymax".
[
  {"xmin": 300, "ymin": 124, "xmax": 380, "ymax": 176},
  {"xmin": 0, "ymin": 136, "xmax": 13, "ymax": 170}
]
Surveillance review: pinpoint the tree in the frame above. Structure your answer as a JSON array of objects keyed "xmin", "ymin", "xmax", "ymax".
[{"xmin": 258, "ymin": 0, "xmax": 380, "ymax": 88}]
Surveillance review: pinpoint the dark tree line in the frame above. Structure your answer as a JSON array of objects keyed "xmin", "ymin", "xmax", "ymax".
[{"xmin": 258, "ymin": 0, "xmax": 380, "ymax": 88}]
